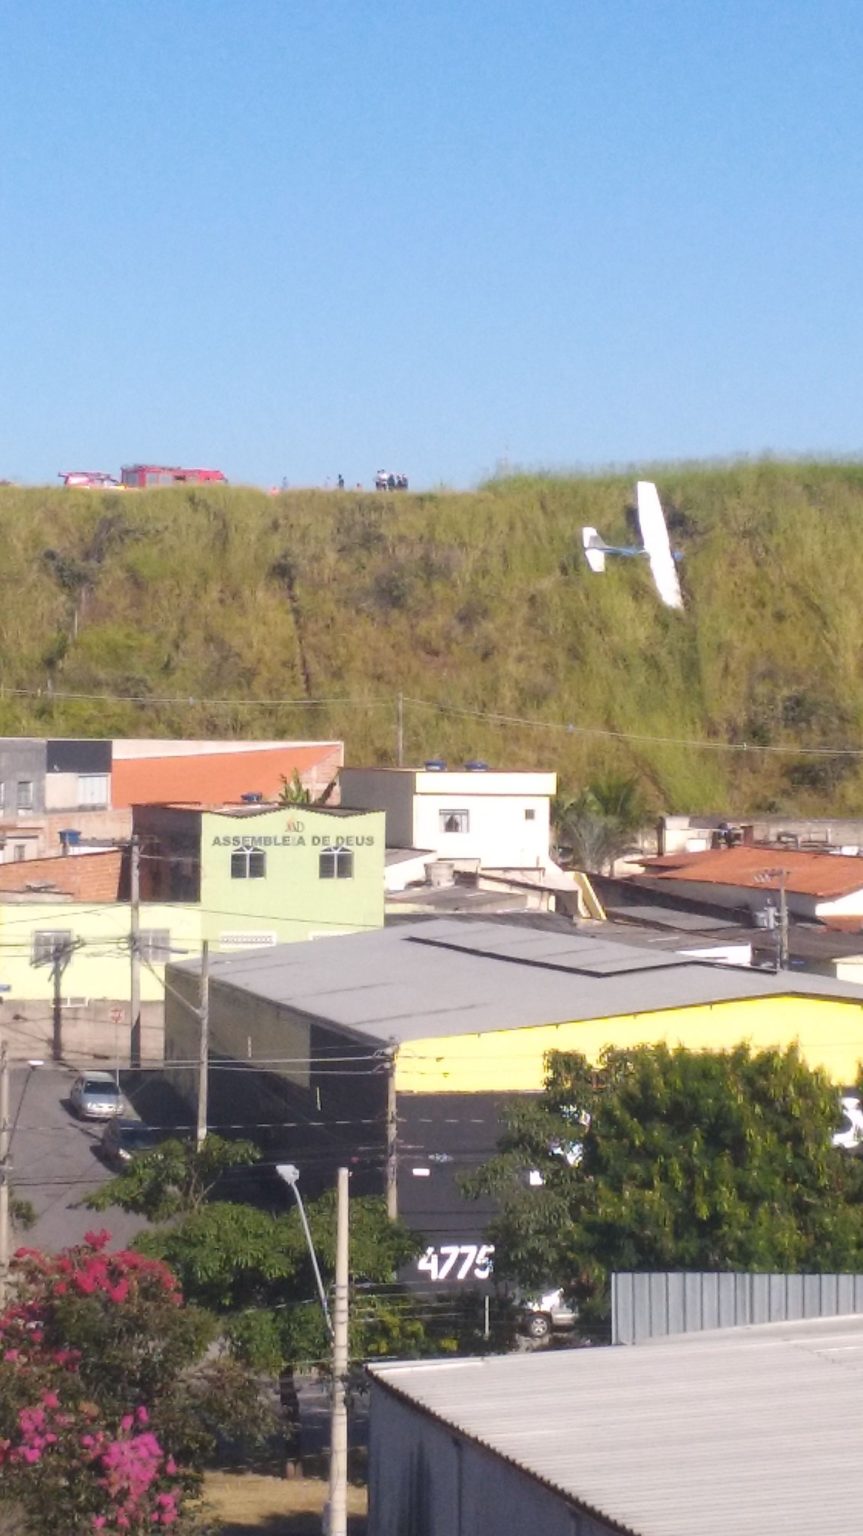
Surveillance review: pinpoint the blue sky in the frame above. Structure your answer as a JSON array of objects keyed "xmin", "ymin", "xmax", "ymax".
[{"xmin": 2, "ymin": 0, "xmax": 862, "ymax": 489}]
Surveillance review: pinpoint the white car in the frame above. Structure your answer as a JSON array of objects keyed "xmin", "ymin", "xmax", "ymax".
[
  {"xmin": 519, "ymin": 1288, "xmax": 578, "ymax": 1341},
  {"xmin": 833, "ymin": 1092, "xmax": 863, "ymax": 1151},
  {"xmin": 70, "ymin": 1071, "xmax": 124, "ymax": 1120}
]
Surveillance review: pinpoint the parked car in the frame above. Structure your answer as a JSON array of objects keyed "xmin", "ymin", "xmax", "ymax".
[
  {"xmin": 518, "ymin": 1288, "xmax": 578, "ymax": 1340},
  {"xmin": 100, "ymin": 1118, "xmax": 168, "ymax": 1167},
  {"xmin": 832, "ymin": 1091, "xmax": 863, "ymax": 1151},
  {"xmin": 69, "ymin": 1071, "xmax": 124, "ymax": 1121}
]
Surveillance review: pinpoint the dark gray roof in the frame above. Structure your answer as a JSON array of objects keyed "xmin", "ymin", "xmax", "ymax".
[
  {"xmin": 370, "ymin": 1314, "xmax": 863, "ymax": 1536},
  {"xmin": 169, "ymin": 918, "xmax": 863, "ymax": 1048}
]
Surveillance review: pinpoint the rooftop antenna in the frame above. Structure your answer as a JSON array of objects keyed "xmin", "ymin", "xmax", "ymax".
[{"xmin": 582, "ymin": 481, "xmax": 684, "ymax": 610}]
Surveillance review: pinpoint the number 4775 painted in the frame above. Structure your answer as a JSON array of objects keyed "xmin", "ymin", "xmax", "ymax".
[{"xmin": 417, "ymin": 1243, "xmax": 494, "ymax": 1283}]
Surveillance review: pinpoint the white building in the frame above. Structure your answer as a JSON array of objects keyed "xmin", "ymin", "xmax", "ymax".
[{"xmin": 340, "ymin": 765, "xmax": 562, "ymax": 891}]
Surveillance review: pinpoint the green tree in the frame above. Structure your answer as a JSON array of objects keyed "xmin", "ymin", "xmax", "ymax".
[
  {"xmin": 87, "ymin": 1138, "xmax": 469, "ymax": 1461},
  {"xmin": 552, "ymin": 775, "xmax": 648, "ymax": 873},
  {"xmin": 86, "ymin": 1133, "xmax": 259, "ymax": 1221},
  {"xmin": 467, "ymin": 1042, "xmax": 863, "ymax": 1333}
]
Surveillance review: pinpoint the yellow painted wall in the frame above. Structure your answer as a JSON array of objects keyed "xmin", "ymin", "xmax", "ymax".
[
  {"xmin": 393, "ymin": 994, "xmax": 863, "ymax": 1093},
  {"xmin": 0, "ymin": 902, "xmax": 202, "ymax": 1002}
]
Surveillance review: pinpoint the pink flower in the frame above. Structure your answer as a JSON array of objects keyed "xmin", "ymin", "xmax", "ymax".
[{"xmin": 83, "ymin": 1229, "xmax": 111, "ymax": 1251}]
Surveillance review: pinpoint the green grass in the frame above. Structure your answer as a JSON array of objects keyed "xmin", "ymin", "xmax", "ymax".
[{"xmin": 2, "ymin": 461, "xmax": 863, "ymax": 814}]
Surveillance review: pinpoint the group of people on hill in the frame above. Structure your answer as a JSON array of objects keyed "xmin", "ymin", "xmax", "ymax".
[{"xmin": 375, "ymin": 470, "xmax": 409, "ymax": 491}]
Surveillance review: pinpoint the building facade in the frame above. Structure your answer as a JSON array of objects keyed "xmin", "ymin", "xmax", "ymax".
[
  {"xmin": 163, "ymin": 918, "xmax": 863, "ymax": 1289},
  {"xmin": 0, "ymin": 737, "xmax": 344, "ymax": 862},
  {"xmin": 136, "ymin": 801, "xmax": 385, "ymax": 946},
  {"xmin": 340, "ymin": 766, "xmax": 558, "ymax": 885}
]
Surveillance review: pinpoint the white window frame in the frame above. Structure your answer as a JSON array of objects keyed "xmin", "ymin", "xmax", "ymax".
[
  {"xmin": 32, "ymin": 929, "xmax": 73, "ymax": 967},
  {"xmin": 230, "ymin": 847, "xmax": 266, "ymax": 880},
  {"xmin": 77, "ymin": 773, "xmax": 109, "ymax": 808},
  {"xmin": 318, "ymin": 846, "xmax": 354, "ymax": 880},
  {"xmin": 17, "ymin": 780, "xmax": 33, "ymax": 811},
  {"xmin": 139, "ymin": 929, "xmax": 172, "ymax": 962}
]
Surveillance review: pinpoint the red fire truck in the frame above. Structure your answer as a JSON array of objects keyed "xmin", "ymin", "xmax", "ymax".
[{"xmin": 120, "ymin": 465, "xmax": 227, "ymax": 488}]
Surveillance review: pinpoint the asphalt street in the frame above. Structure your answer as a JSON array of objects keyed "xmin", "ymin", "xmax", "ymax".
[{"xmin": 6, "ymin": 1062, "xmax": 149, "ymax": 1253}]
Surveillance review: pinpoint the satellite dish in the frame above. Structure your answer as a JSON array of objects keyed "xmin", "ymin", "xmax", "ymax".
[{"xmin": 580, "ymin": 482, "xmax": 684, "ymax": 610}]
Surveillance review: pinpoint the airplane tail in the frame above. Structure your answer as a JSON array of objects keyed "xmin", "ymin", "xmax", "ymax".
[{"xmin": 581, "ymin": 527, "xmax": 606, "ymax": 574}]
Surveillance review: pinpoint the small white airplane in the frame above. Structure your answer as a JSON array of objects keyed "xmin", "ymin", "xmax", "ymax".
[{"xmin": 582, "ymin": 480, "xmax": 684, "ymax": 610}]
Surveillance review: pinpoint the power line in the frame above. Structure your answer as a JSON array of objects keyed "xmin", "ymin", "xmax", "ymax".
[
  {"xmin": 1, "ymin": 682, "xmax": 862, "ymax": 757},
  {"xmin": 0, "ymin": 686, "xmax": 391, "ymax": 710}
]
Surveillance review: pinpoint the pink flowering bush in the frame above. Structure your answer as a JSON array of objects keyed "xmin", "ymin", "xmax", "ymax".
[{"xmin": 0, "ymin": 1233, "xmax": 212, "ymax": 1534}]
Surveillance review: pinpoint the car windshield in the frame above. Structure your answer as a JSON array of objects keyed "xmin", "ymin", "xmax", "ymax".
[
  {"xmin": 119, "ymin": 1127, "xmax": 158, "ymax": 1148},
  {"xmin": 83, "ymin": 1079, "xmax": 120, "ymax": 1096}
]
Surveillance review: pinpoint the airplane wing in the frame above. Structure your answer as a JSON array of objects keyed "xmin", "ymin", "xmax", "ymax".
[
  {"xmin": 581, "ymin": 527, "xmax": 606, "ymax": 573},
  {"xmin": 635, "ymin": 482, "xmax": 684, "ymax": 609}
]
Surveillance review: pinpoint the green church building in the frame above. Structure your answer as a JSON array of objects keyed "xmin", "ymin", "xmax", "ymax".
[{"xmin": 134, "ymin": 800, "xmax": 385, "ymax": 947}]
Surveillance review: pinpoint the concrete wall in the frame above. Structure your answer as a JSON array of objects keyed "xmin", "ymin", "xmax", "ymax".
[
  {"xmin": 340, "ymin": 769, "xmax": 416, "ymax": 848},
  {"xmin": 0, "ymin": 998, "xmax": 165, "ymax": 1066},
  {"xmin": 341, "ymin": 768, "xmax": 558, "ymax": 871},
  {"xmin": 0, "ymin": 899, "xmax": 201, "ymax": 1012},
  {"xmin": 369, "ymin": 1385, "xmax": 611, "ymax": 1536},
  {"xmin": 660, "ymin": 814, "xmax": 863, "ymax": 855},
  {"xmin": 0, "ymin": 740, "xmax": 46, "ymax": 820}
]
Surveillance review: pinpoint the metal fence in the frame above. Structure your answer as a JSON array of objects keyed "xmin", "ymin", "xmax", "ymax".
[{"xmin": 611, "ymin": 1269, "xmax": 863, "ymax": 1345}]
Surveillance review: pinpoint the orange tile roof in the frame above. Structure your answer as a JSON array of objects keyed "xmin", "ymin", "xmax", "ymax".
[
  {"xmin": 0, "ymin": 850, "xmax": 123, "ymax": 901},
  {"xmin": 112, "ymin": 745, "xmax": 342, "ymax": 809},
  {"xmin": 642, "ymin": 845, "xmax": 863, "ymax": 899}
]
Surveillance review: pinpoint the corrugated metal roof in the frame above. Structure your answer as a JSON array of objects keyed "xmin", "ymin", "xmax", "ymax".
[
  {"xmin": 168, "ymin": 918, "xmax": 863, "ymax": 1047},
  {"xmin": 370, "ymin": 1315, "xmax": 863, "ymax": 1535},
  {"xmin": 643, "ymin": 844, "xmax": 863, "ymax": 898}
]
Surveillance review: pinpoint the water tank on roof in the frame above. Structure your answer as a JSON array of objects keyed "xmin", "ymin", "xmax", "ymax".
[
  {"xmin": 426, "ymin": 860, "xmax": 455, "ymax": 888},
  {"xmin": 424, "ymin": 759, "xmax": 447, "ymax": 772},
  {"xmin": 59, "ymin": 828, "xmax": 82, "ymax": 850},
  {"xmin": 240, "ymin": 792, "xmax": 264, "ymax": 804},
  {"xmin": 465, "ymin": 760, "xmax": 489, "ymax": 772}
]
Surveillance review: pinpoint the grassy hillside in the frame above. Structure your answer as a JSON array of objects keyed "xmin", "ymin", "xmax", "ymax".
[{"xmin": 2, "ymin": 461, "xmax": 863, "ymax": 815}]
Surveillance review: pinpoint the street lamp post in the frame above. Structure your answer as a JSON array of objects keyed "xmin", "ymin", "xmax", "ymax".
[
  {"xmin": 275, "ymin": 1163, "xmax": 332, "ymax": 1335},
  {"xmin": 276, "ymin": 1163, "xmax": 349, "ymax": 1536}
]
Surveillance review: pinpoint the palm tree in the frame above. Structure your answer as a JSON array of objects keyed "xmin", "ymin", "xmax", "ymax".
[{"xmin": 553, "ymin": 775, "xmax": 648, "ymax": 874}]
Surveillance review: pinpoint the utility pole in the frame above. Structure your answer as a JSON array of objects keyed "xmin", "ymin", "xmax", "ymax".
[
  {"xmin": 0, "ymin": 1041, "xmax": 9, "ymax": 1309},
  {"xmin": 385, "ymin": 1047, "xmax": 398, "ymax": 1219},
  {"xmin": 328, "ymin": 1166, "xmax": 350, "ymax": 1536},
  {"xmin": 196, "ymin": 940, "xmax": 210, "ymax": 1148},
  {"xmin": 51, "ymin": 943, "xmax": 64, "ymax": 1062},
  {"xmin": 755, "ymin": 867, "xmax": 791, "ymax": 972},
  {"xmin": 130, "ymin": 836, "xmax": 141, "ymax": 1068},
  {"xmin": 778, "ymin": 872, "xmax": 790, "ymax": 973},
  {"xmin": 396, "ymin": 692, "xmax": 404, "ymax": 768}
]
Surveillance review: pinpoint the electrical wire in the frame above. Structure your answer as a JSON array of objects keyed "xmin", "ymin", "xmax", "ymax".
[{"xmin": 2, "ymin": 681, "xmax": 863, "ymax": 756}]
